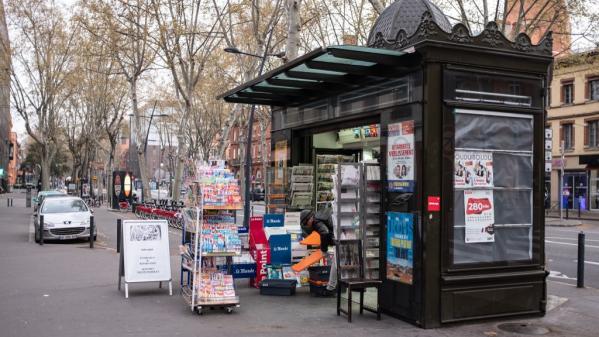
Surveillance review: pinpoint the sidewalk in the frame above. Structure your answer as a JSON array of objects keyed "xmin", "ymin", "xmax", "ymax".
[
  {"xmin": 546, "ymin": 209, "xmax": 599, "ymax": 222},
  {"xmin": 1, "ymin": 193, "xmax": 598, "ymax": 337}
]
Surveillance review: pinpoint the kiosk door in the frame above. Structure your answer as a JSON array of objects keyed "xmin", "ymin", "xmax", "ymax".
[{"xmin": 380, "ymin": 105, "xmax": 423, "ymax": 323}]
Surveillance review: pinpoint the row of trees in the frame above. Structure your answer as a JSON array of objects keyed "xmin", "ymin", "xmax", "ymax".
[{"xmin": 8, "ymin": 0, "xmax": 597, "ymax": 201}]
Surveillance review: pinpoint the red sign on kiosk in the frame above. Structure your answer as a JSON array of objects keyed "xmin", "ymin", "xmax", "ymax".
[
  {"xmin": 427, "ymin": 196, "xmax": 441, "ymax": 212},
  {"xmin": 249, "ymin": 216, "xmax": 270, "ymax": 288}
]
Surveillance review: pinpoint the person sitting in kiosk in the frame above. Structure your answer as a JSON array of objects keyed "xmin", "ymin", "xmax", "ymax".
[{"xmin": 300, "ymin": 209, "xmax": 337, "ymax": 294}]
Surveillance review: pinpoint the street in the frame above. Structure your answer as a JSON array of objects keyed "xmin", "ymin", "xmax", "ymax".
[
  {"xmin": 547, "ymin": 223, "xmax": 599, "ymax": 288},
  {"xmin": 1, "ymin": 192, "xmax": 599, "ymax": 337}
]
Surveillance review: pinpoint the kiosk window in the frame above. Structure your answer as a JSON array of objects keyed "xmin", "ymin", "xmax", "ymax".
[{"xmin": 452, "ymin": 109, "xmax": 533, "ymax": 265}]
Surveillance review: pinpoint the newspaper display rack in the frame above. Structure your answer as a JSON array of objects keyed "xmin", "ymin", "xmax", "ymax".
[{"xmin": 180, "ymin": 166, "xmax": 243, "ymax": 315}]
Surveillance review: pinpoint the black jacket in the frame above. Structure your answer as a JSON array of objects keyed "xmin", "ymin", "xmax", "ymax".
[{"xmin": 301, "ymin": 210, "xmax": 335, "ymax": 252}]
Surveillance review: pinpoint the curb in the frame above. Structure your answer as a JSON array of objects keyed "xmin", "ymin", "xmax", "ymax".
[{"xmin": 545, "ymin": 219, "xmax": 581, "ymax": 227}]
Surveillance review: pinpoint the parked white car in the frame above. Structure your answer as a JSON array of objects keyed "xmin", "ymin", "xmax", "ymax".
[{"xmin": 34, "ymin": 196, "xmax": 94, "ymax": 242}]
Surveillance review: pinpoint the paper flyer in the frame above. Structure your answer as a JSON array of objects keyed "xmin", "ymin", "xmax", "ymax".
[
  {"xmin": 387, "ymin": 120, "xmax": 415, "ymax": 192},
  {"xmin": 455, "ymin": 151, "xmax": 494, "ymax": 188},
  {"xmin": 463, "ymin": 190, "xmax": 495, "ymax": 243}
]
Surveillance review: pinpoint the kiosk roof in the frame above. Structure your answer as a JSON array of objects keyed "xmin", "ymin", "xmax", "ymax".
[{"xmin": 218, "ymin": 45, "xmax": 417, "ymax": 107}]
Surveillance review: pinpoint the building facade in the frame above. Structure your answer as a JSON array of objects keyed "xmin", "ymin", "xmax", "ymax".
[
  {"xmin": 0, "ymin": 1, "xmax": 12, "ymax": 192},
  {"xmin": 547, "ymin": 50, "xmax": 599, "ymax": 210},
  {"xmin": 218, "ymin": 120, "xmax": 271, "ymax": 187}
]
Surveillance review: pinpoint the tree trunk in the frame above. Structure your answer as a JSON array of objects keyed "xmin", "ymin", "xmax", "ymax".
[
  {"xmin": 40, "ymin": 147, "xmax": 51, "ymax": 191},
  {"xmin": 368, "ymin": 0, "xmax": 386, "ymax": 14},
  {"xmin": 171, "ymin": 133, "xmax": 186, "ymax": 202},
  {"xmin": 285, "ymin": 0, "xmax": 301, "ymax": 61},
  {"xmin": 107, "ymin": 145, "xmax": 115, "ymax": 209},
  {"xmin": 260, "ymin": 120, "xmax": 269, "ymax": 190},
  {"xmin": 130, "ymin": 79, "xmax": 152, "ymax": 202}
]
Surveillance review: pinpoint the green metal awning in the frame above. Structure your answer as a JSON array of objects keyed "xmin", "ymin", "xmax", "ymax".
[{"xmin": 218, "ymin": 45, "xmax": 418, "ymax": 107}]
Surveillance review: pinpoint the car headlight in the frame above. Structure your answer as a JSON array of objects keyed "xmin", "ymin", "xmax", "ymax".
[
  {"xmin": 83, "ymin": 218, "xmax": 91, "ymax": 225},
  {"xmin": 44, "ymin": 222, "xmax": 54, "ymax": 228}
]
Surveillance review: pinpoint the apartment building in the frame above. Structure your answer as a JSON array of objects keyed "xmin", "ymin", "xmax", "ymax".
[{"xmin": 547, "ymin": 50, "xmax": 599, "ymax": 210}]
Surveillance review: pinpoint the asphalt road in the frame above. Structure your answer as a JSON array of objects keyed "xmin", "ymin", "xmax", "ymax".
[
  {"xmin": 2, "ymin": 192, "xmax": 599, "ymax": 337},
  {"xmin": 546, "ymin": 222, "xmax": 599, "ymax": 288}
]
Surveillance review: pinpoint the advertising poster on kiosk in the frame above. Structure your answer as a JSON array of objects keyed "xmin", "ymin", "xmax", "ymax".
[
  {"xmin": 463, "ymin": 190, "xmax": 495, "ymax": 243},
  {"xmin": 123, "ymin": 220, "xmax": 172, "ymax": 283},
  {"xmin": 454, "ymin": 151, "xmax": 493, "ymax": 187},
  {"xmin": 386, "ymin": 212, "xmax": 414, "ymax": 284},
  {"xmin": 274, "ymin": 140, "xmax": 287, "ymax": 184},
  {"xmin": 387, "ymin": 121, "xmax": 415, "ymax": 192}
]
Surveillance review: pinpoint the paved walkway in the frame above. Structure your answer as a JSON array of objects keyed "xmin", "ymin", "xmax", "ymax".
[{"xmin": 1, "ymin": 192, "xmax": 599, "ymax": 337}]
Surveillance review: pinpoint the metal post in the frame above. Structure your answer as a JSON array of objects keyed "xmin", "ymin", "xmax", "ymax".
[
  {"xmin": 242, "ymin": 30, "xmax": 275, "ymax": 230},
  {"xmin": 560, "ymin": 140, "xmax": 565, "ymax": 223},
  {"xmin": 578, "ymin": 196, "xmax": 582, "ymax": 219},
  {"xmin": 10, "ymin": 198, "xmax": 13, "ymax": 207},
  {"xmin": 566, "ymin": 205, "xmax": 569, "ymax": 219},
  {"xmin": 89, "ymin": 216, "xmax": 95, "ymax": 248},
  {"xmin": 117, "ymin": 219, "xmax": 122, "ymax": 253},
  {"xmin": 6, "ymin": 198, "xmax": 9, "ymax": 207},
  {"xmin": 26, "ymin": 188, "xmax": 31, "ymax": 208},
  {"xmin": 39, "ymin": 215, "xmax": 44, "ymax": 245},
  {"xmin": 577, "ymin": 231, "xmax": 585, "ymax": 288}
]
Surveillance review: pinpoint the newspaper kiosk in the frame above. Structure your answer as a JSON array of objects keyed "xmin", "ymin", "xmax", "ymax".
[{"xmin": 220, "ymin": 0, "xmax": 553, "ymax": 328}]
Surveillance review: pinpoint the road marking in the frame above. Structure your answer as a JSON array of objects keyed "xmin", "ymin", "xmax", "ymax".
[
  {"xmin": 550, "ymin": 228, "xmax": 599, "ymax": 235},
  {"xmin": 546, "ymin": 236, "xmax": 599, "ymax": 242},
  {"xmin": 548, "ymin": 270, "xmax": 576, "ymax": 280},
  {"xmin": 573, "ymin": 259, "xmax": 599, "ymax": 266},
  {"xmin": 545, "ymin": 240, "xmax": 599, "ymax": 249}
]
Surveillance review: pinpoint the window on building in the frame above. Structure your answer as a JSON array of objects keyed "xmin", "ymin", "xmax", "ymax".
[
  {"xmin": 562, "ymin": 82, "xmax": 574, "ymax": 104},
  {"xmin": 562, "ymin": 123, "xmax": 574, "ymax": 150},
  {"xmin": 589, "ymin": 78, "xmax": 599, "ymax": 101},
  {"xmin": 588, "ymin": 120, "xmax": 599, "ymax": 147}
]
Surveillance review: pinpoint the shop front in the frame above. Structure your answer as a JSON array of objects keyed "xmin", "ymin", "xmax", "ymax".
[{"xmin": 219, "ymin": 0, "xmax": 552, "ymax": 328}]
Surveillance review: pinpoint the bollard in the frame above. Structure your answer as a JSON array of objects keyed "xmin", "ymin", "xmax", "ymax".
[
  {"xmin": 117, "ymin": 219, "xmax": 122, "ymax": 253},
  {"xmin": 89, "ymin": 216, "xmax": 95, "ymax": 248},
  {"xmin": 10, "ymin": 198, "xmax": 13, "ymax": 207},
  {"xmin": 39, "ymin": 215, "xmax": 44, "ymax": 245},
  {"xmin": 566, "ymin": 206, "xmax": 569, "ymax": 219},
  {"xmin": 578, "ymin": 200, "xmax": 581, "ymax": 219},
  {"xmin": 577, "ymin": 231, "xmax": 585, "ymax": 288},
  {"xmin": 6, "ymin": 198, "xmax": 9, "ymax": 207}
]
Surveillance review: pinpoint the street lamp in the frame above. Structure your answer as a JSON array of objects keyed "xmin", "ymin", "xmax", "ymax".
[{"xmin": 224, "ymin": 44, "xmax": 284, "ymax": 229}]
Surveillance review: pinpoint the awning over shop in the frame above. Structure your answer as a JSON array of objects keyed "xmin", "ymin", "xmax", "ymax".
[{"xmin": 218, "ymin": 45, "xmax": 417, "ymax": 107}]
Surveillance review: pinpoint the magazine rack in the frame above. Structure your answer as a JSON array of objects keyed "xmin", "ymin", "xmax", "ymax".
[{"xmin": 180, "ymin": 185, "xmax": 242, "ymax": 315}]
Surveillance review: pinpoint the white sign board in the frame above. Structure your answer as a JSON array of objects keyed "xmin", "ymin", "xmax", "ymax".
[
  {"xmin": 545, "ymin": 129, "xmax": 553, "ymax": 139},
  {"xmin": 284, "ymin": 212, "xmax": 301, "ymax": 230},
  {"xmin": 464, "ymin": 190, "xmax": 495, "ymax": 243},
  {"xmin": 545, "ymin": 162, "xmax": 552, "ymax": 173},
  {"xmin": 545, "ymin": 151, "xmax": 552, "ymax": 161},
  {"xmin": 123, "ymin": 220, "xmax": 171, "ymax": 283},
  {"xmin": 545, "ymin": 140, "xmax": 552, "ymax": 150}
]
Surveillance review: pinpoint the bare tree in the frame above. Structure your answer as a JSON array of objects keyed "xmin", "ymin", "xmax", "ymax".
[
  {"xmin": 8, "ymin": 0, "xmax": 77, "ymax": 190},
  {"xmin": 79, "ymin": 0, "xmax": 157, "ymax": 201},
  {"xmin": 149, "ymin": 0, "xmax": 226, "ymax": 201}
]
